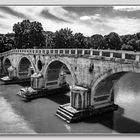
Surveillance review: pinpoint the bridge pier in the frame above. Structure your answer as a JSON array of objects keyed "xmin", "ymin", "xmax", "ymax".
[
  {"xmin": 31, "ymin": 73, "xmax": 44, "ymax": 89},
  {"xmin": 56, "ymin": 85, "xmax": 91, "ymax": 123},
  {"xmin": 56, "ymin": 85, "xmax": 118, "ymax": 123},
  {"xmin": 7, "ymin": 66, "xmax": 17, "ymax": 79},
  {"xmin": 70, "ymin": 86, "xmax": 90, "ymax": 110}
]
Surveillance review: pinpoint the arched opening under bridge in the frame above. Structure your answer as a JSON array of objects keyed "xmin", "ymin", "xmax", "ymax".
[
  {"xmin": 90, "ymin": 63, "xmax": 140, "ymax": 127},
  {"xmin": 45, "ymin": 60, "xmax": 74, "ymax": 105},
  {"xmin": 91, "ymin": 72, "xmax": 140, "ymax": 132},
  {"xmin": 18, "ymin": 57, "xmax": 32, "ymax": 79},
  {"xmin": 3, "ymin": 58, "xmax": 11, "ymax": 74},
  {"xmin": 92, "ymin": 72, "xmax": 127, "ymax": 105}
]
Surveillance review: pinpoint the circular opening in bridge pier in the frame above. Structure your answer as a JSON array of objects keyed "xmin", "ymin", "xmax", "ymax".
[
  {"xmin": 37, "ymin": 60, "xmax": 43, "ymax": 71},
  {"xmin": 4, "ymin": 58, "xmax": 11, "ymax": 74},
  {"xmin": 18, "ymin": 57, "xmax": 31, "ymax": 78},
  {"xmin": 45, "ymin": 60, "xmax": 72, "ymax": 105}
]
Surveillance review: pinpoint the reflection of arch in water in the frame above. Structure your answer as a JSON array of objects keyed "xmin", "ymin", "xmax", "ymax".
[
  {"xmin": 44, "ymin": 58, "xmax": 77, "ymax": 87},
  {"xmin": 91, "ymin": 64, "xmax": 140, "ymax": 106},
  {"xmin": 3, "ymin": 58, "xmax": 12, "ymax": 74},
  {"xmin": 18, "ymin": 57, "xmax": 32, "ymax": 78}
]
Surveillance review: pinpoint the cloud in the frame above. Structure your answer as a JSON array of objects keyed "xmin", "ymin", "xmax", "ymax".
[
  {"xmin": 9, "ymin": 6, "xmax": 44, "ymax": 20},
  {"xmin": 44, "ymin": 6, "xmax": 78, "ymax": 22},
  {"xmin": 80, "ymin": 16, "xmax": 92, "ymax": 20},
  {"xmin": 80, "ymin": 14, "xmax": 101, "ymax": 21},
  {"xmin": 105, "ymin": 16, "xmax": 140, "ymax": 35},
  {"xmin": 113, "ymin": 6, "xmax": 140, "ymax": 12},
  {"xmin": 41, "ymin": 9, "xmax": 70, "ymax": 23},
  {"xmin": 0, "ymin": 6, "xmax": 140, "ymax": 36},
  {"xmin": 0, "ymin": 7, "xmax": 29, "ymax": 19}
]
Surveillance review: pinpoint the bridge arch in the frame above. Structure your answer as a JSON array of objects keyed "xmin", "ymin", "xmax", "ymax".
[
  {"xmin": 43, "ymin": 57, "xmax": 77, "ymax": 87},
  {"xmin": 90, "ymin": 63, "xmax": 140, "ymax": 106},
  {"xmin": 3, "ymin": 57, "xmax": 12, "ymax": 74},
  {"xmin": 17, "ymin": 56, "xmax": 35, "ymax": 78}
]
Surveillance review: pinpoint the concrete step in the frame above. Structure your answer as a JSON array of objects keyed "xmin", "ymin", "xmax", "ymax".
[
  {"xmin": 59, "ymin": 105, "xmax": 80, "ymax": 115},
  {"xmin": 56, "ymin": 103, "xmax": 118, "ymax": 123},
  {"xmin": 55, "ymin": 113, "xmax": 70, "ymax": 123},
  {"xmin": 58, "ymin": 107, "xmax": 74, "ymax": 117},
  {"xmin": 56, "ymin": 105, "xmax": 84, "ymax": 123},
  {"xmin": 56, "ymin": 109, "xmax": 72, "ymax": 120},
  {"xmin": 56, "ymin": 112, "xmax": 71, "ymax": 123}
]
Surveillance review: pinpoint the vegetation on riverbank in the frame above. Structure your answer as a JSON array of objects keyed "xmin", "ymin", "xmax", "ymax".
[{"xmin": 1, "ymin": 19, "xmax": 140, "ymax": 53}]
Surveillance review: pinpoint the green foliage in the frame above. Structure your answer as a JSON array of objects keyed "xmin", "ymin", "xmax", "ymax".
[
  {"xmin": 90, "ymin": 34, "xmax": 105, "ymax": 49},
  {"xmin": 121, "ymin": 44, "xmax": 134, "ymax": 51},
  {"xmin": 1, "ymin": 19, "xmax": 140, "ymax": 52},
  {"xmin": 13, "ymin": 20, "xmax": 45, "ymax": 49},
  {"xmin": 52, "ymin": 28, "xmax": 74, "ymax": 49},
  {"xmin": 73, "ymin": 33, "xmax": 86, "ymax": 48},
  {"xmin": 104, "ymin": 32, "xmax": 122, "ymax": 50},
  {"xmin": 0, "ymin": 33, "xmax": 15, "ymax": 53},
  {"xmin": 84, "ymin": 37, "xmax": 92, "ymax": 49},
  {"xmin": 136, "ymin": 40, "xmax": 140, "ymax": 51},
  {"xmin": 43, "ymin": 31, "xmax": 54, "ymax": 48}
]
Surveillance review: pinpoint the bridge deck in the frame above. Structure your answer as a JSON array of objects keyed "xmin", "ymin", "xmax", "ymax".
[{"xmin": 1, "ymin": 49, "xmax": 140, "ymax": 62}]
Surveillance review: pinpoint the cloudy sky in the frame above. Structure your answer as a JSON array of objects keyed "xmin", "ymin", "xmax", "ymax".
[{"xmin": 0, "ymin": 6, "xmax": 140, "ymax": 36}]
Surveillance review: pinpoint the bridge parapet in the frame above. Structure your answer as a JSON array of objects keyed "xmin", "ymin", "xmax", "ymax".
[{"xmin": 1, "ymin": 49, "xmax": 140, "ymax": 62}]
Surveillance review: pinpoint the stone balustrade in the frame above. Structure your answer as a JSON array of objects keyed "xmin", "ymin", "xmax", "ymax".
[{"xmin": 1, "ymin": 48, "xmax": 140, "ymax": 62}]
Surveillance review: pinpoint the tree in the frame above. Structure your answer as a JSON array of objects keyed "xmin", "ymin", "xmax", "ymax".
[
  {"xmin": 90, "ymin": 34, "xmax": 105, "ymax": 49},
  {"xmin": 127, "ymin": 39, "xmax": 137, "ymax": 51},
  {"xmin": 0, "ymin": 35, "xmax": 4, "ymax": 53},
  {"xmin": 121, "ymin": 44, "xmax": 134, "ymax": 51},
  {"xmin": 0, "ymin": 34, "xmax": 15, "ymax": 53},
  {"xmin": 52, "ymin": 28, "xmax": 74, "ymax": 49},
  {"xmin": 13, "ymin": 20, "xmax": 29, "ymax": 49},
  {"xmin": 29, "ymin": 21, "xmax": 46, "ymax": 48},
  {"xmin": 136, "ymin": 32, "xmax": 140, "ymax": 40},
  {"xmin": 84, "ymin": 37, "xmax": 92, "ymax": 49},
  {"xmin": 120, "ymin": 34, "xmax": 133, "ymax": 45},
  {"xmin": 135, "ymin": 39, "xmax": 140, "ymax": 51},
  {"xmin": 73, "ymin": 33, "xmax": 86, "ymax": 48},
  {"xmin": 104, "ymin": 32, "xmax": 122, "ymax": 50},
  {"xmin": 13, "ymin": 20, "xmax": 45, "ymax": 49},
  {"xmin": 43, "ymin": 31, "xmax": 54, "ymax": 48}
]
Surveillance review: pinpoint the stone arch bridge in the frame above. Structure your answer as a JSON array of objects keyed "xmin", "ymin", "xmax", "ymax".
[{"xmin": 1, "ymin": 49, "xmax": 140, "ymax": 122}]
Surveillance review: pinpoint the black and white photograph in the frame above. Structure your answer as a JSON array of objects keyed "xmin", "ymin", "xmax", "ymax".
[{"xmin": 1, "ymin": 4, "xmax": 140, "ymax": 135}]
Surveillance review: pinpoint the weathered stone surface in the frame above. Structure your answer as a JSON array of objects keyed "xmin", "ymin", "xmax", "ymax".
[{"xmin": 1, "ymin": 49, "xmax": 140, "ymax": 107}]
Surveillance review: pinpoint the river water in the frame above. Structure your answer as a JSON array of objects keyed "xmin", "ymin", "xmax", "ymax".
[{"xmin": 0, "ymin": 72, "xmax": 140, "ymax": 134}]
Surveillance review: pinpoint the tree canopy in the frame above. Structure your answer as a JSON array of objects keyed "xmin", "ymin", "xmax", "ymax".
[
  {"xmin": 104, "ymin": 32, "xmax": 122, "ymax": 50},
  {"xmin": 52, "ymin": 28, "xmax": 74, "ymax": 49},
  {"xmin": 1, "ymin": 19, "xmax": 140, "ymax": 53},
  {"xmin": 13, "ymin": 20, "xmax": 46, "ymax": 49},
  {"xmin": 0, "ymin": 33, "xmax": 15, "ymax": 53},
  {"xmin": 90, "ymin": 34, "xmax": 105, "ymax": 49}
]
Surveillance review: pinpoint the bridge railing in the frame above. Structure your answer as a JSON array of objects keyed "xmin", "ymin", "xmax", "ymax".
[{"xmin": 1, "ymin": 48, "xmax": 140, "ymax": 62}]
